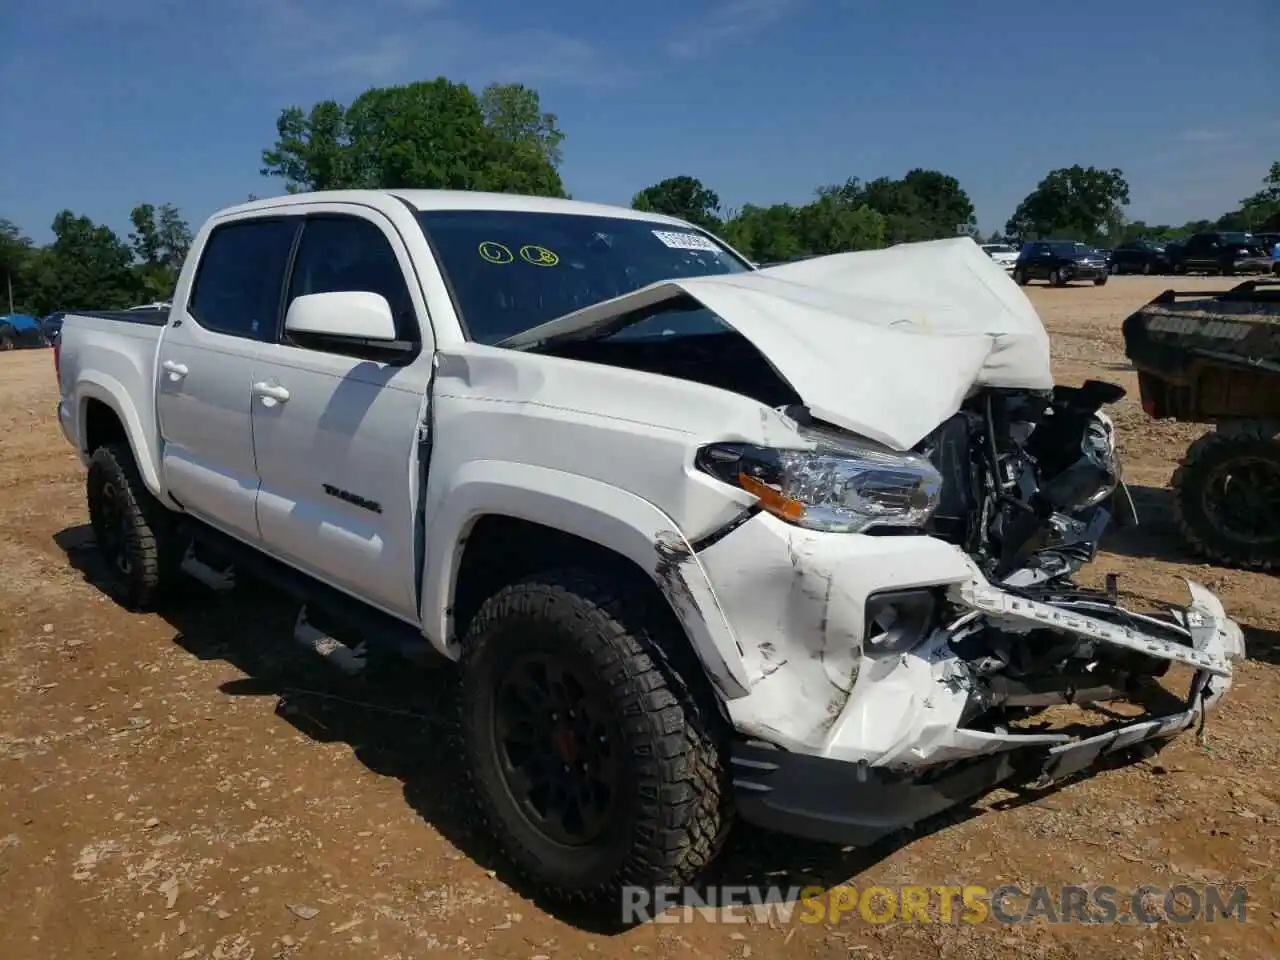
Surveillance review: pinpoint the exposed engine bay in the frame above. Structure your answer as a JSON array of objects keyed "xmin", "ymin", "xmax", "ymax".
[{"xmin": 911, "ymin": 378, "xmax": 1202, "ymax": 731}]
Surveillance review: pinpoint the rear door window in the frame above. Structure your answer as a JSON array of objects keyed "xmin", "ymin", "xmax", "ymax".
[{"xmin": 187, "ymin": 218, "xmax": 298, "ymax": 340}]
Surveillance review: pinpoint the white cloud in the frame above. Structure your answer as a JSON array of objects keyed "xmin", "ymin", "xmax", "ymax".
[{"xmin": 666, "ymin": 0, "xmax": 799, "ymax": 60}]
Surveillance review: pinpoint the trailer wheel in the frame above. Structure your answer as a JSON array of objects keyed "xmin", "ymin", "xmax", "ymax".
[
  {"xmin": 1172, "ymin": 426, "xmax": 1280, "ymax": 571},
  {"xmin": 86, "ymin": 442, "xmax": 181, "ymax": 610},
  {"xmin": 456, "ymin": 568, "xmax": 732, "ymax": 910}
]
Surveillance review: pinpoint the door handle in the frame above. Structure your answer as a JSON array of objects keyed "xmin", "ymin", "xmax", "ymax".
[
  {"xmin": 253, "ymin": 382, "xmax": 290, "ymax": 404},
  {"xmin": 161, "ymin": 360, "xmax": 188, "ymax": 380}
]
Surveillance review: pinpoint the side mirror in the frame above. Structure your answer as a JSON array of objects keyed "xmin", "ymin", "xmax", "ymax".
[{"xmin": 284, "ymin": 291, "xmax": 398, "ymax": 342}]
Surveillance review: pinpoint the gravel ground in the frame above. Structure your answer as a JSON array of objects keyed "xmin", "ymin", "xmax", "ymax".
[{"xmin": 0, "ymin": 275, "xmax": 1277, "ymax": 959}]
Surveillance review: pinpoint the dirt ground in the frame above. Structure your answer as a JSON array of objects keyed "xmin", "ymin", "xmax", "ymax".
[{"xmin": 1, "ymin": 276, "xmax": 1277, "ymax": 960}]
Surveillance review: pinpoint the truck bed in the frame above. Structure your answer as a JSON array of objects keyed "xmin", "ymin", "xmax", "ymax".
[{"xmin": 56, "ymin": 309, "xmax": 168, "ymax": 495}]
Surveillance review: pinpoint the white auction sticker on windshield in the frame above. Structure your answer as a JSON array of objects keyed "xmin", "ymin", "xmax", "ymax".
[{"xmin": 652, "ymin": 230, "xmax": 719, "ymax": 252}]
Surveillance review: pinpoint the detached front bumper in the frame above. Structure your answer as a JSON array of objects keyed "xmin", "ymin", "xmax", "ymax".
[{"xmin": 695, "ymin": 514, "xmax": 1245, "ymax": 846}]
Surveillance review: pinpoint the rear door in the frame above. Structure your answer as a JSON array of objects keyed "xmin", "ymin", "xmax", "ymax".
[
  {"xmin": 249, "ymin": 209, "xmax": 434, "ymax": 621},
  {"xmin": 155, "ymin": 215, "xmax": 300, "ymax": 543},
  {"xmin": 1024, "ymin": 242, "xmax": 1053, "ymax": 279}
]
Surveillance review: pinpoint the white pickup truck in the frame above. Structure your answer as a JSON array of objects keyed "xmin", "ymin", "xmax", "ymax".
[{"xmin": 56, "ymin": 189, "xmax": 1245, "ymax": 909}]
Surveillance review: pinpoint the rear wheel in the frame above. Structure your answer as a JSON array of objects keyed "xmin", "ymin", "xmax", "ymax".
[
  {"xmin": 1012, "ymin": 267, "xmax": 1029, "ymax": 286},
  {"xmin": 86, "ymin": 443, "xmax": 180, "ymax": 610},
  {"xmin": 457, "ymin": 569, "xmax": 732, "ymax": 909},
  {"xmin": 1049, "ymin": 268, "xmax": 1066, "ymax": 286},
  {"xmin": 1172, "ymin": 426, "xmax": 1280, "ymax": 570}
]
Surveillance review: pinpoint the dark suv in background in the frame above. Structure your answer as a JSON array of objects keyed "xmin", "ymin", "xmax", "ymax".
[
  {"xmin": 1107, "ymin": 239, "xmax": 1172, "ymax": 275},
  {"xmin": 1168, "ymin": 232, "xmax": 1274, "ymax": 275},
  {"xmin": 1012, "ymin": 240, "xmax": 1109, "ymax": 287}
]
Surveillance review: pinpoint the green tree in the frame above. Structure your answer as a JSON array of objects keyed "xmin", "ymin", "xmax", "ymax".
[
  {"xmin": 1239, "ymin": 160, "xmax": 1280, "ymax": 230},
  {"xmin": 719, "ymin": 204, "xmax": 803, "ymax": 262},
  {"xmin": 631, "ymin": 176, "xmax": 722, "ymax": 231},
  {"xmin": 479, "ymin": 82, "xmax": 565, "ymax": 171},
  {"xmin": 260, "ymin": 77, "xmax": 565, "ymax": 196},
  {"xmin": 1005, "ymin": 165, "xmax": 1130, "ymax": 243},
  {"xmin": 0, "ymin": 219, "xmax": 41, "ymax": 313},
  {"xmin": 794, "ymin": 188, "xmax": 886, "ymax": 254},
  {"xmin": 820, "ymin": 170, "xmax": 975, "ymax": 244},
  {"xmin": 129, "ymin": 203, "xmax": 192, "ymax": 301},
  {"xmin": 30, "ymin": 211, "xmax": 137, "ymax": 313}
]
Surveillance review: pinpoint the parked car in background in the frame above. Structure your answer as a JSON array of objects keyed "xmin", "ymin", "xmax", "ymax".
[
  {"xmin": 1012, "ymin": 240, "xmax": 1109, "ymax": 287},
  {"xmin": 1108, "ymin": 239, "xmax": 1172, "ymax": 275},
  {"xmin": 0, "ymin": 314, "xmax": 47, "ymax": 349},
  {"xmin": 980, "ymin": 243, "xmax": 1019, "ymax": 272},
  {"xmin": 1252, "ymin": 233, "xmax": 1280, "ymax": 272},
  {"xmin": 1169, "ymin": 232, "xmax": 1274, "ymax": 276}
]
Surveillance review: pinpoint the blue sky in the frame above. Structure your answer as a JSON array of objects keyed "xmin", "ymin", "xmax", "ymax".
[{"xmin": 2, "ymin": 0, "xmax": 1277, "ymax": 244}]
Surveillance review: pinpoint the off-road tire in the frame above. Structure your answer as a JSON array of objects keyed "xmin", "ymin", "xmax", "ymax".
[
  {"xmin": 1172, "ymin": 425, "xmax": 1280, "ymax": 570},
  {"xmin": 456, "ymin": 568, "xmax": 732, "ymax": 910},
  {"xmin": 86, "ymin": 442, "xmax": 180, "ymax": 610}
]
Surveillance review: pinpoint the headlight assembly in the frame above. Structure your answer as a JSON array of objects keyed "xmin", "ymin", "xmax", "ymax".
[{"xmin": 695, "ymin": 425, "xmax": 943, "ymax": 534}]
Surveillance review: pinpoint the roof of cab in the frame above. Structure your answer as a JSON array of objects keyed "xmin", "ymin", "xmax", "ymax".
[{"xmin": 213, "ymin": 189, "xmax": 694, "ymax": 228}]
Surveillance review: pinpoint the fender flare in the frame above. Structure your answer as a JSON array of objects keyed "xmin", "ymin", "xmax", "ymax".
[
  {"xmin": 421, "ymin": 460, "xmax": 752, "ymax": 699},
  {"xmin": 74, "ymin": 374, "xmax": 166, "ymax": 501}
]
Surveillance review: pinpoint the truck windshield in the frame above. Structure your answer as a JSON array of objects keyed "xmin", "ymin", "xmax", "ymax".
[{"xmin": 415, "ymin": 209, "xmax": 750, "ymax": 344}]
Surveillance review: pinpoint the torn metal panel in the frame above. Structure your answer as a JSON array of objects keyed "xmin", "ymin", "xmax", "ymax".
[{"xmin": 955, "ymin": 562, "xmax": 1235, "ymax": 677}]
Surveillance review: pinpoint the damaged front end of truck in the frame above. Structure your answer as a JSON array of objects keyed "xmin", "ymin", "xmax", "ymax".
[
  {"xmin": 704, "ymin": 378, "xmax": 1245, "ymax": 845},
  {"xmin": 509, "ymin": 236, "xmax": 1248, "ymax": 844}
]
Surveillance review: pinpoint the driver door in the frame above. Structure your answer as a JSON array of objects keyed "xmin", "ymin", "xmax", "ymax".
[{"xmin": 249, "ymin": 209, "xmax": 435, "ymax": 621}]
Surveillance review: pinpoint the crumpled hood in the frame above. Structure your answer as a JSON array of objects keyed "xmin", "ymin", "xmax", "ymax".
[{"xmin": 506, "ymin": 236, "xmax": 1054, "ymax": 450}]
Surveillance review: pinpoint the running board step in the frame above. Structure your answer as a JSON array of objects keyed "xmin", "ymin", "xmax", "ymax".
[
  {"xmin": 179, "ymin": 519, "xmax": 444, "ymax": 667},
  {"xmin": 179, "ymin": 545, "xmax": 236, "ymax": 591},
  {"xmin": 295, "ymin": 606, "xmax": 367, "ymax": 675}
]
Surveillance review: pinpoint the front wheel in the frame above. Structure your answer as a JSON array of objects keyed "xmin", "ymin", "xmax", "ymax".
[
  {"xmin": 1172, "ymin": 427, "xmax": 1280, "ymax": 570},
  {"xmin": 1094, "ymin": 275, "xmax": 1108, "ymax": 286},
  {"xmin": 1109, "ymin": 262, "xmax": 1121, "ymax": 276},
  {"xmin": 457, "ymin": 569, "xmax": 732, "ymax": 909},
  {"xmin": 1049, "ymin": 268, "xmax": 1067, "ymax": 286},
  {"xmin": 86, "ymin": 443, "xmax": 180, "ymax": 610}
]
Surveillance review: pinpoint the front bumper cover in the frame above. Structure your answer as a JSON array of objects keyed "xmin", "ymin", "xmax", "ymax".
[{"xmin": 728, "ymin": 567, "xmax": 1245, "ymax": 846}]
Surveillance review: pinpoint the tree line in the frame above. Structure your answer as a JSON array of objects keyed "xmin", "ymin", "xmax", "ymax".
[{"xmin": 4, "ymin": 74, "xmax": 1279, "ymax": 316}]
